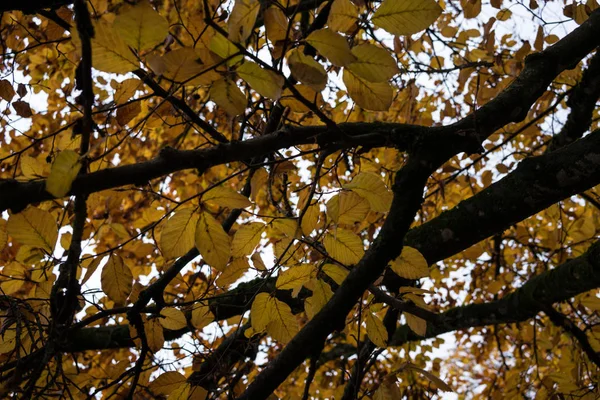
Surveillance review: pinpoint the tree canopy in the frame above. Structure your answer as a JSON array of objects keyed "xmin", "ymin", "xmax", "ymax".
[{"xmin": 0, "ymin": 0, "xmax": 599, "ymax": 398}]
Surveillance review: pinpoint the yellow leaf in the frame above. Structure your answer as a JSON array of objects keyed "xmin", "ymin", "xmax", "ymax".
[
  {"xmin": 265, "ymin": 299, "xmax": 299, "ymax": 343},
  {"xmin": 216, "ymin": 257, "xmax": 250, "ymax": 288},
  {"xmin": 210, "ymin": 78, "xmax": 247, "ymax": 116},
  {"xmin": 279, "ymin": 84, "xmax": 324, "ymax": 113},
  {"xmin": 160, "ymin": 208, "xmax": 198, "ymax": 259},
  {"xmin": 113, "ymin": 1, "xmax": 169, "ymax": 51},
  {"xmin": 327, "ymin": 191, "xmax": 370, "ymax": 225},
  {"xmin": 191, "ymin": 304, "xmax": 214, "ymax": 330},
  {"xmin": 114, "ymin": 78, "xmax": 144, "ymax": 105},
  {"xmin": 366, "ymin": 312, "xmax": 388, "ymax": 347},
  {"xmin": 496, "ymin": 8, "xmax": 512, "ymax": 21},
  {"xmin": 46, "ymin": 150, "xmax": 81, "ymax": 197},
  {"xmin": 251, "ymin": 252, "xmax": 267, "ymax": 271},
  {"xmin": 301, "ymin": 203, "xmax": 320, "ymax": 236},
  {"xmin": 251, "ymin": 292, "xmax": 299, "ymax": 342},
  {"xmin": 305, "ymin": 28, "xmax": 356, "ymax": 67},
  {"xmin": 342, "ymin": 69, "xmax": 393, "ymax": 111},
  {"xmin": 20, "ymin": 155, "xmax": 49, "ymax": 179},
  {"xmin": 145, "ymin": 318, "xmax": 165, "ymax": 352},
  {"xmin": 160, "ymin": 47, "xmax": 221, "ymax": 85},
  {"xmin": 195, "ymin": 211, "xmax": 231, "ymax": 271},
  {"xmin": 189, "ymin": 386, "xmax": 209, "ymax": 400},
  {"xmin": 7, "ymin": 206, "xmax": 58, "ymax": 253},
  {"xmin": 203, "ymin": 186, "xmax": 252, "ymax": 209},
  {"xmin": 305, "ymin": 279, "xmax": 333, "ymax": 318},
  {"xmin": 250, "ymin": 292, "xmax": 272, "ymax": 331},
  {"xmin": 390, "ymin": 246, "xmax": 429, "ymax": 279},
  {"xmin": 81, "ymin": 256, "xmax": 103, "ymax": 285},
  {"xmin": 405, "ymin": 364, "xmax": 454, "ymax": 392},
  {"xmin": 276, "ymin": 264, "xmax": 314, "ymax": 291},
  {"xmin": 232, "ymin": 222, "xmax": 264, "ymax": 257},
  {"xmin": 287, "ymin": 48, "xmax": 328, "ymax": 91},
  {"xmin": 0, "ymin": 219, "xmax": 7, "ymax": 251},
  {"xmin": 373, "ymin": 378, "xmax": 402, "ymax": 400},
  {"xmin": 159, "ymin": 307, "xmax": 188, "ymax": 330},
  {"xmin": 228, "ymin": 0, "xmax": 261, "ymax": 43},
  {"xmin": 149, "ymin": 371, "xmax": 187, "ymax": 396},
  {"xmin": 100, "ymin": 254, "xmax": 133, "ymax": 305},
  {"xmin": 321, "ymin": 263, "xmax": 349, "ymax": 285},
  {"xmin": 405, "ymin": 312, "xmax": 427, "ymax": 336},
  {"xmin": 570, "ymin": 217, "xmax": 596, "ymax": 242},
  {"xmin": 0, "ymin": 329, "xmax": 17, "ymax": 354},
  {"xmin": 372, "ymin": 0, "xmax": 443, "ymax": 35},
  {"xmin": 328, "ymin": 0, "xmax": 359, "ymax": 32},
  {"xmin": 169, "ymin": 383, "xmax": 191, "ymax": 400},
  {"xmin": 237, "ymin": 61, "xmax": 284, "ymax": 100},
  {"xmin": 347, "ymin": 43, "xmax": 399, "ymax": 82},
  {"xmin": 116, "ymin": 101, "xmax": 141, "ymax": 126},
  {"xmin": 264, "ymin": 7, "xmax": 289, "ymax": 43},
  {"xmin": 343, "ymin": 172, "xmax": 393, "ymax": 212},
  {"xmin": 0, "ymin": 262, "xmax": 26, "ymax": 295},
  {"xmin": 90, "ymin": 20, "xmax": 139, "ymax": 74},
  {"xmin": 209, "ymin": 33, "xmax": 244, "ymax": 66},
  {"xmin": 323, "ymin": 229, "xmax": 364, "ymax": 265}
]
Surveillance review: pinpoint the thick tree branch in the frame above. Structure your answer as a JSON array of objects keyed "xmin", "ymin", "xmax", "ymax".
[
  {"xmin": 0, "ymin": 122, "xmax": 423, "ymax": 213},
  {"xmin": 546, "ymin": 48, "xmax": 600, "ymax": 152},
  {"xmin": 65, "ymin": 127, "xmax": 600, "ymax": 352},
  {"xmin": 389, "ymin": 240, "xmax": 600, "ymax": 346}
]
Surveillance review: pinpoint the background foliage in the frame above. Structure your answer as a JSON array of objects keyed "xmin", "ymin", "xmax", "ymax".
[{"xmin": 0, "ymin": 0, "xmax": 599, "ymax": 398}]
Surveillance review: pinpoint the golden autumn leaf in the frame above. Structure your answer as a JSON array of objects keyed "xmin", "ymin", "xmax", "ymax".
[
  {"xmin": 159, "ymin": 307, "xmax": 188, "ymax": 330},
  {"xmin": 0, "ymin": 262, "xmax": 26, "ymax": 295},
  {"xmin": 264, "ymin": 7, "xmax": 289, "ymax": 43},
  {"xmin": 287, "ymin": 48, "xmax": 328, "ymax": 91},
  {"xmin": 343, "ymin": 172, "xmax": 393, "ymax": 213},
  {"xmin": 81, "ymin": 256, "xmax": 103, "ymax": 285},
  {"xmin": 113, "ymin": 1, "xmax": 169, "ymax": 51},
  {"xmin": 231, "ymin": 222, "xmax": 264, "ymax": 257},
  {"xmin": 228, "ymin": 0, "xmax": 261, "ymax": 43},
  {"xmin": 305, "ymin": 279, "xmax": 333, "ymax": 318},
  {"xmin": 7, "ymin": 206, "xmax": 58, "ymax": 253},
  {"xmin": 328, "ymin": 0, "xmax": 359, "ymax": 32},
  {"xmin": 145, "ymin": 318, "xmax": 165, "ymax": 352},
  {"xmin": 202, "ymin": 186, "xmax": 252, "ymax": 209},
  {"xmin": 250, "ymin": 292, "xmax": 299, "ymax": 342},
  {"xmin": 390, "ymin": 246, "xmax": 429, "ymax": 279},
  {"xmin": 116, "ymin": 101, "xmax": 141, "ymax": 126},
  {"xmin": 149, "ymin": 371, "xmax": 187, "ymax": 396},
  {"xmin": 216, "ymin": 257, "xmax": 250, "ymax": 287},
  {"xmin": 305, "ymin": 28, "xmax": 356, "ymax": 67},
  {"xmin": 301, "ymin": 203, "xmax": 320, "ymax": 236},
  {"xmin": 210, "ymin": 78, "xmax": 247, "ymax": 117},
  {"xmin": 321, "ymin": 263, "xmax": 349, "ymax": 285},
  {"xmin": 46, "ymin": 150, "xmax": 81, "ymax": 197},
  {"xmin": 195, "ymin": 211, "xmax": 231, "ymax": 271},
  {"xmin": 100, "ymin": 254, "xmax": 133, "ymax": 305},
  {"xmin": 160, "ymin": 208, "xmax": 198, "ymax": 259},
  {"xmin": 405, "ymin": 312, "xmax": 427, "ymax": 336},
  {"xmin": 191, "ymin": 304, "xmax": 214, "ymax": 330},
  {"xmin": 326, "ymin": 191, "xmax": 370, "ymax": 225},
  {"xmin": 237, "ymin": 61, "xmax": 284, "ymax": 100},
  {"xmin": 276, "ymin": 264, "xmax": 314, "ymax": 291},
  {"xmin": 323, "ymin": 229, "xmax": 364, "ymax": 265},
  {"xmin": 89, "ymin": 20, "xmax": 139, "ymax": 74},
  {"xmin": 366, "ymin": 312, "xmax": 388, "ymax": 347},
  {"xmin": 342, "ymin": 69, "xmax": 394, "ymax": 111},
  {"xmin": 347, "ymin": 43, "xmax": 400, "ymax": 82},
  {"xmin": 372, "ymin": 0, "xmax": 443, "ymax": 35},
  {"xmin": 0, "ymin": 219, "xmax": 7, "ymax": 251}
]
